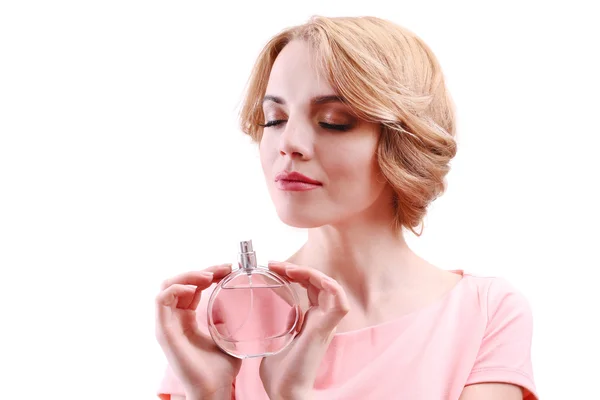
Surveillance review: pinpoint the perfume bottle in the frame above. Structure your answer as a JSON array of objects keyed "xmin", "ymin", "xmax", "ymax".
[{"xmin": 207, "ymin": 240, "xmax": 301, "ymax": 359}]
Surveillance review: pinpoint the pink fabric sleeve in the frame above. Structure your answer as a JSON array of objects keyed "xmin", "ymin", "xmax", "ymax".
[{"xmin": 465, "ymin": 277, "xmax": 538, "ymax": 399}]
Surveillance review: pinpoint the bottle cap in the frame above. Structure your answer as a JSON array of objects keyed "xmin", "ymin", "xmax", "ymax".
[
  {"xmin": 240, "ymin": 240, "xmax": 253, "ymax": 253},
  {"xmin": 239, "ymin": 240, "xmax": 257, "ymax": 270}
]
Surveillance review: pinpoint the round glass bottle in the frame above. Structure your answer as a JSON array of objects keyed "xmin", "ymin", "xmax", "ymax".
[{"xmin": 207, "ymin": 240, "xmax": 301, "ymax": 359}]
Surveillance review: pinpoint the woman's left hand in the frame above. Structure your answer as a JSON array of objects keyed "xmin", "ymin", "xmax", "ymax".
[{"xmin": 259, "ymin": 261, "xmax": 351, "ymax": 400}]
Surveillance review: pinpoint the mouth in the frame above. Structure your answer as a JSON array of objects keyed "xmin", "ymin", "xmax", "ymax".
[{"xmin": 275, "ymin": 171, "xmax": 322, "ymax": 192}]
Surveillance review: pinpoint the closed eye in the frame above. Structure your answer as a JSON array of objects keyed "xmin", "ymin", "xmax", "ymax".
[
  {"xmin": 319, "ymin": 122, "xmax": 353, "ymax": 132},
  {"xmin": 258, "ymin": 120, "xmax": 353, "ymax": 132},
  {"xmin": 258, "ymin": 120, "xmax": 286, "ymax": 128}
]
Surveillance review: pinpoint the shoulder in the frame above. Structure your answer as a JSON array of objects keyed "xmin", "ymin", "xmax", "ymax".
[
  {"xmin": 459, "ymin": 272, "xmax": 534, "ymax": 334},
  {"xmin": 458, "ymin": 273, "xmax": 538, "ymax": 398}
]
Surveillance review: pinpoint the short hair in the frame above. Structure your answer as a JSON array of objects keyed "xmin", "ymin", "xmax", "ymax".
[{"xmin": 239, "ymin": 15, "xmax": 457, "ymax": 236}]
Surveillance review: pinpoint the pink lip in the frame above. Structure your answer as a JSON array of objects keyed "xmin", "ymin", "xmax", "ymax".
[{"xmin": 275, "ymin": 171, "xmax": 322, "ymax": 191}]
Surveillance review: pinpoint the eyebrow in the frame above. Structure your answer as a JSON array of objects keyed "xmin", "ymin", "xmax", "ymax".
[{"xmin": 262, "ymin": 94, "xmax": 347, "ymax": 106}]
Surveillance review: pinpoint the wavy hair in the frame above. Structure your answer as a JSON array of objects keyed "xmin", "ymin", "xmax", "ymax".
[{"xmin": 238, "ymin": 15, "xmax": 457, "ymax": 236}]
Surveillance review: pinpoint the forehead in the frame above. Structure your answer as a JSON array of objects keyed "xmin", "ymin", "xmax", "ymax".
[{"xmin": 265, "ymin": 40, "xmax": 335, "ymax": 104}]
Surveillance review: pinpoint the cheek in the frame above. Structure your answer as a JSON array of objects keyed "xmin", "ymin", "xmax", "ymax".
[
  {"xmin": 322, "ymin": 141, "xmax": 380, "ymax": 185},
  {"xmin": 259, "ymin": 136, "xmax": 277, "ymax": 175}
]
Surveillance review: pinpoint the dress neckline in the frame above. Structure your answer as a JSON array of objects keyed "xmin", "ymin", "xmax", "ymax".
[{"xmin": 331, "ymin": 269, "xmax": 467, "ymax": 340}]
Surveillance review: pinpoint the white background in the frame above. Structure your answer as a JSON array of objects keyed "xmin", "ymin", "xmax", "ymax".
[{"xmin": 1, "ymin": 1, "xmax": 598, "ymax": 399}]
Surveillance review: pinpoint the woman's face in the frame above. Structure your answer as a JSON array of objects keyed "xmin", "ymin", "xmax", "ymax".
[{"xmin": 259, "ymin": 40, "xmax": 390, "ymax": 229}]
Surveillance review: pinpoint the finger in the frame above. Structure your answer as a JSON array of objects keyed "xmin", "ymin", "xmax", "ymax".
[
  {"xmin": 156, "ymin": 283, "xmax": 196, "ymax": 310},
  {"xmin": 320, "ymin": 278, "xmax": 351, "ymax": 318},
  {"xmin": 289, "ymin": 307, "xmax": 336, "ymax": 365},
  {"xmin": 284, "ymin": 267, "xmax": 326, "ymax": 290},
  {"xmin": 269, "ymin": 262, "xmax": 345, "ymax": 308},
  {"xmin": 269, "ymin": 262, "xmax": 328, "ymax": 288},
  {"xmin": 282, "ymin": 269, "xmax": 349, "ymax": 331},
  {"xmin": 155, "ymin": 284, "xmax": 210, "ymax": 346},
  {"xmin": 189, "ymin": 264, "xmax": 233, "ymax": 309},
  {"xmin": 204, "ymin": 262, "xmax": 233, "ymax": 278},
  {"xmin": 189, "ymin": 285, "xmax": 204, "ymax": 310},
  {"xmin": 266, "ymin": 261, "xmax": 289, "ymax": 276},
  {"xmin": 269, "ymin": 261, "xmax": 350, "ymax": 321},
  {"xmin": 160, "ymin": 263, "xmax": 232, "ymax": 290}
]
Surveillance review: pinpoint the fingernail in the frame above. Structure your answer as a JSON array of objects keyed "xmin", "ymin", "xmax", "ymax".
[{"xmin": 268, "ymin": 261, "xmax": 283, "ymax": 266}]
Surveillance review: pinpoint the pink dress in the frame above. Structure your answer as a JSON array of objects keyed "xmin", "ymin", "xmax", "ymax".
[{"xmin": 157, "ymin": 271, "xmax": 538, "ymax": 399}]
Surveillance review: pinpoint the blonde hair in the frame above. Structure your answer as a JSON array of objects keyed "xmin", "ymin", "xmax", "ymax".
[{"xmin": 239, "ymin": 15, "xmax": 457, "ymax": 236}]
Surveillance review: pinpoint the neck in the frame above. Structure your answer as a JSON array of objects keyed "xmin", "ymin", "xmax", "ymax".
[{"xmin": 288, "ymin": 199, "xmax": 433, "ymax": 308}]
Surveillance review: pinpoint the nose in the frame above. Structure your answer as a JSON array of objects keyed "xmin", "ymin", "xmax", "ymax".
[{"xmin": 278, "ymin": 117, "xmax": 314, "ymax": 160}]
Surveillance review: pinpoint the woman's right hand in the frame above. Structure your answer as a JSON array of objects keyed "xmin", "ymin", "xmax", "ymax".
[{"xmin": 155, "ymin": 263, "xmax": 241, "ymax": 400}]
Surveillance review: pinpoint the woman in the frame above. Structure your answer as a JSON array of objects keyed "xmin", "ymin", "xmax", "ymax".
[{"xmin": 155, "ymin": 15, "xmax": 537, "ymax": 400}]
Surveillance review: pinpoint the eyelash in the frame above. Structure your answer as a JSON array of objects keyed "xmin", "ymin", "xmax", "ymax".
[{"xmin": 258, "ymin": 120, "xmax": 352, "ymax": 132}]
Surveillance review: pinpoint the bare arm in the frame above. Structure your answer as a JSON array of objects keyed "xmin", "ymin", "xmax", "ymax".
[{"xmin": 459, "ymin": 383, "xmax": 524, "ymax": 400}]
